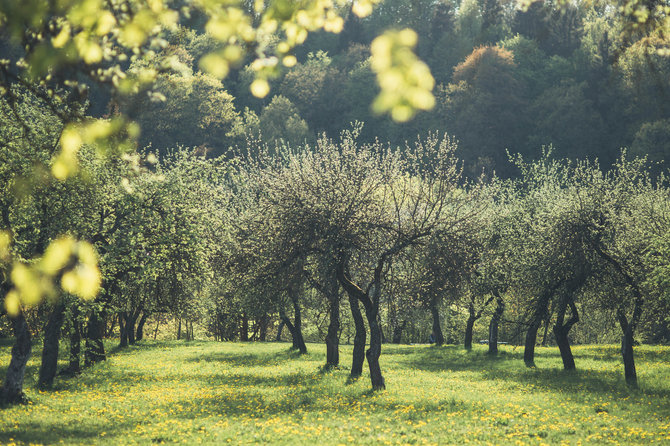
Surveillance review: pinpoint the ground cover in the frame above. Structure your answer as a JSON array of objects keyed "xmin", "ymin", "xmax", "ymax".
[{"xmin": 1, "ymin": 340, "xmax": 669, "ymax": 445}]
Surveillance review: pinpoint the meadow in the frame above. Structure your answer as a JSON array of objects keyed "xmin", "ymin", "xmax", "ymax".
[{"xmin": 0, "ymin": 340, "xmax": 669, "ymax": 445}]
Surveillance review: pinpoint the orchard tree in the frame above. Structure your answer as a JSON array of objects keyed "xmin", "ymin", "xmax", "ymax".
[{"xmin": 580, "ymin": 155, "xmax": 666, "ymax": 386}]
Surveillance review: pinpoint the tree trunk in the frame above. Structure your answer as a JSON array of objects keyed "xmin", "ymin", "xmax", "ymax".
[
  {"xmin": 392, "ymin": 320, "xmax": 406, "ymax": 344},
  {"xmin": 279, "ymin": 312, "xmax": 295, "ymax": 345},
  {"xmin": 349, "ymin": 294, "xmax": 366, "ymax": 377},
  {"xmin": 287, "ymin": 287, "xmax": 307, "ymax": 354},
  {"xmin": 240, "ymin": 313, "xmax": 249, "ymax": 341},
  {"xmin": 275, "ymin": 319, "xmax": 285, "ymax": 341},
  {"xmin": 365, "ymin": 308, "xmax": 385, "ymax": 390},
  {"xmin": 126, "ymin": 312, "xmax": 137, "ymax": 345},
  {"xmin": 325, "ymin": 296, "xmax": 340, "ymax": 368},
  {"xmin": 293, "ymin": 304, "xmax": 307, "ymax": 354},
  {"xmin": 554, "ymin": 327, "xmax": 575, "ymax": 370},
  {"xmin": 177, "ymin": 317, "xmax": 181, "ymax": 340},
  {"xmin": 541, "ymin": 313, "xmax": 551, "ymax": 347},
  {"xmin": 488, "ymin": 293, "xmax": 504, "ymax": 355},
  {"xmin": 85, "ymin": 310, "xmax": 106, "ymax": 366},
  {"xmin": 524, "ymin": 318, "xmax": 541, "ymax": 367},
  {"xmin": 119, "ymin": 312, "xmax": 128, "ymax": 347},
  {"xmin": 618, "ymin": 301, "xmax": 642, "ymax": 387},
  {"xmin": 107, "ymin": 314, "xmax": 117, "ymax": 338},
  {"xmin": 553, "ymin": 296, "xmax": 579, "ymax": 370},
  {"xmin": 135, "ymin": 312, "xmax": 148, "ymax": 342},
  {"xmin": 1, "ymin": 312, "xmax": 32, "ymax": 404},
  {"xmin": 280, "ymin": 309, "xmax": 307, "ymax": 354},
  {"xmin": 524, "ymin": 283, "xmax": 559, "ymax": 367},
  {"xmin": 259, "ymin": 314, "xmax": 268, "ymax": 342},
  {"xmin": 38, "ymin": 303, "xmax": 66, "ymax": 389},
  {"xmin": 464, "ymin": 314, "xmax": 476, "ymax": 351},
  {"xmin": 67, "ymin": 305, "xmax": 81, "ymax": 375},
  {"xmin": 430, "ymin": 299, "xmax": 445, "ymax": 346},
  {"xmin": 621, "ymin": 324, "xmax": 637, "ymax": 386},
  {"xmin": 591, "ymin": 243, "xmax": 643, "ymax": 386}
]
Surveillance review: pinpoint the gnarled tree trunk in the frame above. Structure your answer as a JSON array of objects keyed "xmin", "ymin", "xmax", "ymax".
[
  {"xmin": 392, "ymin": 320, "xmax": 406, "ymax": 344},
  {"xmin": 325, "ymin": 296, "xmax": 340, "ymax": 368},
  {"xmin": 259, "ymin": 314, "xmax": 268, "ymax": 342},
  {"xmin": 365, "ymin": 306, "xmax": 385, "ymax": 390},
  {"xmin": 135, "ymin": 312, "xmax": 148, "ymax": 342},
  {"xmin": 553, "ymin": 295, "xmax": 580, "ymax": 370},
  {"xmin": 275, "ymin": 319, "xmax": 285, "ymax": 342},
  {"xmin": 464, "ymin": 314, "xmax": 476, "ymax": 351},
  {"xmin": 430, "ymin": 297, "xmax": 444, "ymax": 346},
  {"xmin": 618, "ymin": 294, "xmax": 643, "ymax": 387},
  {"xmin": 349, "ymin": 294, "xmax": 366, "ymax": 377},
  {"xmin": 524, "ymin": 282, "xmax": 561, "ymax": 367},
  {"xmin": 280, "ymin": 288, "xmax": 307, "ymax": 355},
  {"xmin": 1, "ymin": 312, "xmax": 32, "ymax": 404},
  {"xmin": 119, "ymin": 312, "xmax": 128, "ymax": 347},
  {"xmin": 488, "ymin": 292, "xmax": 504, "ymax": 355},
  {"xmin": 240, "ymin": 313, "xmax": 249, "ymax": 341},
  {"xmin": 67, "ymin": 305, "xmax": 81, "ymax": 375},
  {"xmin": 85, "ymin": 309, "xmax": 106, "ymax": 365},
  {"xmin": 126, "ymin": 312, "xmax": 137, "ymax": 345},
  {"xmin": 38, "ymin": 303, "xmax": 66, "ymax": 389}
]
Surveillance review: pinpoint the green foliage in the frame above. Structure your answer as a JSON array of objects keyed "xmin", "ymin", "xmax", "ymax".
[
  {"xmin": 630, "ymin": 119, "xmax": 670, "ymax": 166},
  {"xmin": 121, "ymin": 66, "xmax": 244, "ymax": 157},
  {"xmin": 257, "ymin": 95, "xmax": 311, "ymax": 146}
]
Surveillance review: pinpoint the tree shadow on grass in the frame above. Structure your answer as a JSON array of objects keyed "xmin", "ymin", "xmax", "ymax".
[
  {"xmin": 399, "ymin": 346, "xmax": 670, "ymax": 401},
  {"xmin": 185, "ymin": 348, "xmax": 307, "ymax": 368},
  {"xmin": 0, "ymin": 420, "xmax": 135, "ymax": 445},
  {"xmin": 158, "ymin": 383, "xmax": 471, "ymax": 421}
]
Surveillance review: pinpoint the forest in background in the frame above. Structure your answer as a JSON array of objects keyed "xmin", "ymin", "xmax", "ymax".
[{"xmin": 93, "ymin": 0, "xmax": 670, "ymax": 177}]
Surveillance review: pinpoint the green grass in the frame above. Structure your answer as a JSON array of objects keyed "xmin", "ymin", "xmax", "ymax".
[{"xmin": 1, "ymin": 341, "xmax": 669, "ymax": 445}]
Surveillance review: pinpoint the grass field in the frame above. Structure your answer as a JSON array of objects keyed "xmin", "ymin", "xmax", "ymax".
[{"xmin": 0, "ymin": 340, "xmax": 669, "ymax": 445}]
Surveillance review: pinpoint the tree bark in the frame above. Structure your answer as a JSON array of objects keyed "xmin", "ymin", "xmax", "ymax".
[
  {"xmin": 349, "ymin": 294, "xmax": 366, "ymax": 377},
  {"xmin": 488, "ymin": 293, "xmax": 504, "ymax": 355},
  {"xmin": 553, "ymin": 296, "xmax": 579, "ymax": 370},
  {"xmin": 464, "ymin": 315, "xmax": 476, "ymax": 351},
  {"xmin": 365, "ymin": 307, "xmax": 385, "ymax": 390},
  {"xmin": 126, "ymin": 312, "xmax": 137, "ymax": 345},
  {"xmin": 240, "ymin": 313, "xmax": 249, "ymax": 341},
  {"xmin": 617, "ymin": 296, "xmax": 643, "ymax": 387},
  {"xmin": 135, "ymin": 312, "xmax": 148, "ymax": 342},
  {"xmin": 591, "ymin": 242, "xmax": 643, "ymax": 386},
  {"xmin": 325, "ymin": 296, "xmax": 340, "ymax": 368},
  {"xmin": 275, "ymin": 319, "xmax": 285, "ymax": 341},
  {"xmin": 524, "ymin": 318, "xmax": 541, "ymax": 367},
  {"xmin": 1, "ymin": 312, "xmax": 32, "ymax": 404},
  {"xmin": 119, "ymin": 312, "xmax": 128, "ymax": 347},
  {"xmin": 524, "ymin": 282, "xmax": 560, "ymax": 367},
  {"xmin": 280, "ymin": 305, "xmax": 307, "ymax": 354},
  {"xmin": 430, "ymin": 298, "xmax": 445, "ymax": 346},
  {"xmin": 279, "ymin": 311, "xmax": 295, "ymax": 345},
  {"xmin": 620, "ymin": 321, "xmax": 637, "ymax": 386},
  {"xmin": 288, "ymin": 287, "xmax": 307, "ymax": 354},
  {"xmin": 392, "ymin": 320, "xmax": 406, "ymax": 344},
  {"xmin": 38, "ymin": 303, "xmax": 66, "ymax": 389},
  {"xmin": 85, "ymin": 310, "xmax": 106, "ymax": 366},
  {"xmin": 259, "ymin": 314, "xmax": 268, "ymax": 342},
  {"xmin": 107, "ymin": 314, "xmax": 117, "ymax": 338},
  {"xmin": 541, "ymin": 312, "xmax": 551, "ymax": 347},
  {"xmin": 67, "ymin": 305, "xmax": 81, "ymax": 375}
]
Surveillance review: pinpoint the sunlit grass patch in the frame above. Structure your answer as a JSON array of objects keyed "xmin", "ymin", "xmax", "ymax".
[{"xmin": 0, "ymin": 341, "xmax": 669, "ymax": 444}]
